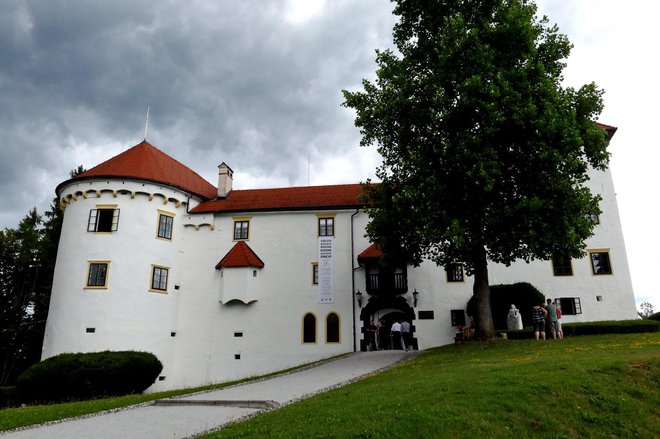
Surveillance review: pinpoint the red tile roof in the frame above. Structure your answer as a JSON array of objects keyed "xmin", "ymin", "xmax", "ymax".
[
  {"xmin": 215, "ymin": 241, "xmax": 265, "ymax": 268},
  {"xmin": 191, "ymin": 183, "xmax": 368, "ymax": 213},
  {"xmin": 597, "ymin": 123, "xmax": 617, "ymax": 141},
  {"xmin": 58, "ymin": 141, "xmax": 217, "ymax": 199},
  {"xmin": 358, "ymin": 243, "xmax": 383, "ymax": 260}
]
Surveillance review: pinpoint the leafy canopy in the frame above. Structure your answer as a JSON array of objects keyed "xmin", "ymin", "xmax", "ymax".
[{"xmin": 343, "ymin": 0, "xmax": 608, "ymax": 272}]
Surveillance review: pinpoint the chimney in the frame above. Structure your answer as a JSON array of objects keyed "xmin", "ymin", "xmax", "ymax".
[{"xmin": 217, "ymin": 162, "xmax": 233, "ymax": 198}]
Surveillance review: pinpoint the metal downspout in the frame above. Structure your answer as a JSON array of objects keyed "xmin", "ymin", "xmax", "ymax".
[{"xmin": 350, "ymin": 208, "xmax": 359, "ymax": 352}]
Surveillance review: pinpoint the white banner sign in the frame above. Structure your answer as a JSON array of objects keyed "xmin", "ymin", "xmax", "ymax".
[{"xmin": 318, "ymin": 236, "xmax": 334, "ymax": 303}]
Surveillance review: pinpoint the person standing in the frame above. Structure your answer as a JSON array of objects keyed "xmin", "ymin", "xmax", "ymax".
[
  {"xmin": 391, "ymin": 320, "xmax": 403, "ymax": 350},
  {"xmin": 400, "ymin": 320, "xmax": 411, "ymax": 351},
  {"xmin": 554, "ymin": 301, "xmax": 564, "ymax": 340},
  {"xmin": 546, "ymin": 299, "xmax": 559, "ymax": 340},
  {"xmin": 532, "ymin": 302, "xmax": 547, "ymax": 340}
]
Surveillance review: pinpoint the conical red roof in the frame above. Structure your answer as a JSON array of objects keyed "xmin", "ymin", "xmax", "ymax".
[{"xmin": 58, "ymin": 141, "xmax": 217, "ymax": 199}]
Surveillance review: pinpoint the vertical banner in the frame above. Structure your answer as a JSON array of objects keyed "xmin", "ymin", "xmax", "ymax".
[{"xmin": 318, "ymin": 236, "xmax": 334, "ymax": 303}]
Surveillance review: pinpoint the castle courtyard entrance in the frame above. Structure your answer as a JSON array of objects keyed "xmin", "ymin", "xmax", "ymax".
[{"xmin": 359, "ymin": 294, "xmax": 417, "ymax": 351}]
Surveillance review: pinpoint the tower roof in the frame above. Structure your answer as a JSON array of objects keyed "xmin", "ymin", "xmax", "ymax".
[{"xmin": 57, "ymin": 140, "xmax": 217, "ymax": 199}]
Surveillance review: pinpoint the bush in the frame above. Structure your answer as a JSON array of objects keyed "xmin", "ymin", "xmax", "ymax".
[
  {"xmin": 16, "ymin": 351, "xmax": 162, "ymax": 403},
  {"xmin": 0, "ymin": 386, "xmax": 18, "ymax": 408},
  {"xmin": 467, "ymin": 282, "xmax": 545, "ymax": 330},
  {"xmin": 562, "ymin": 320, "xmax": 660, "ymax": 336},
  {"xmin": 648, "ymin": 312, "xmax": 660, "ymax": 322}
]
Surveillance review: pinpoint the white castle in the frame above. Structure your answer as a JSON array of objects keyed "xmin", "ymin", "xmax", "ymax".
[{"xmin": 42, "ymin": 127, "xmax": 638, "ymax": 391}]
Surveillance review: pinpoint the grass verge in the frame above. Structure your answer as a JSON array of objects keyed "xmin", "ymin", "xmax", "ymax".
[{"xmin": 206, "ymin": 333, "xmax": 659, "ymax": 438}]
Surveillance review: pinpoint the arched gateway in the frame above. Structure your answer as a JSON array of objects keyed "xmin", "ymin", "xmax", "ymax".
[{"xmin": 359, "ymin": 294, "xmax": 417, "ymax": 351}]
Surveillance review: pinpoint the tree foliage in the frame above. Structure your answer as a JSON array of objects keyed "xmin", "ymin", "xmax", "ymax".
[
  {"xmin": 0, "ymin": 166, "xmax": 83, "ymax": 385},
  {"xmin": 343, "ymin": 0, "xmax": 609, "ymax": 339}
]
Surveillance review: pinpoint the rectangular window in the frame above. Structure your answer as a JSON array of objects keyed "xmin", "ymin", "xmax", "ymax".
[
  {"xmin": 450, "ymin": 309, "xmax": 466, "ymax": 326},
  {"xmin": 233, "ymin": 220, "xmax": 249, "ymax": 240},
  {"xmin": 318, "ymin": 217, "xmax": 334, "ymax": 236},
  {"xmin": 590, "ymin": 214, "xmax": 600, "ymax": 224},
  {"xmin": 558, "ymin": 297, "xmax": 582, "ymax": 315},
  {"xmin": 552, "ymin": 255, "xmax": 573, "ymax": 276},
  {"xmin": 151, "ymin": 266, "xmax": 169, "ymax": 292},
  {"xmin": 590, "ymin": 251, "xmax": 612, "ymax": 275},
  {"xmin": 157, "ymin": 212, "xmax": 174, "ymax": 240},
  {"xmin": 88, "ymin": 207, "xmax": 119, "ymax": 232},
  {"xmin": 445, "ymin": 263, "xmax": 464, "ymax": 282},
  {"xmin": 312, "ymin": 263, "xmax": 319, "ymax": 285},
  {"xmin": 86, "ymin": 262, "xmax": 109, "ymax": 288}
]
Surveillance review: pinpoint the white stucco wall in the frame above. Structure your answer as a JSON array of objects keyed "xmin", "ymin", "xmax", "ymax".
[{"xmin": 42, "ymin": 164, "xmax": 638, "ymax": 391}]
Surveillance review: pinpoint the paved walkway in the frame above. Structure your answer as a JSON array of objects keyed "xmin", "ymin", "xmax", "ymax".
[{"xmin": 2, "ymin": 350, "xmax": 416, "ymax": 439}]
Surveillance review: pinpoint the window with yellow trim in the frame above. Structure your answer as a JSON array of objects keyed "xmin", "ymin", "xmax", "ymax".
[
  {"xmin": 86, "ymin": 261, "xmax": 109, "ymax": 288},
  {"xmin": 318, "ymin": 217, "xmax": 334, "ymax": 236},
  {"xmin": 151, "ymin": 266, "xmax": 169, "ymax": 292},
  {"xmin": 303, "ymin": 313, "xmax": 317, "ymax": 343},
  {"xmin": 157, "ymin": 212, "xmax": 174, "ymax": 240},
  {"xmin": 326, "ymin": 312, "xmax": 340, "ymax": 343},
  {"xmin": 233, "ymin": 220, "xmax": 250, "ymax": 240}
]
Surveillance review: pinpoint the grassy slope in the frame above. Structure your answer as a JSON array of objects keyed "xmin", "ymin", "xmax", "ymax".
[
  {"xmin": 1, "ymin": 334, "xmax": 657, "ymax": 437},
  {"xmin": 208, "ymin": 333, "xmax": 659, "ymax": 438}
]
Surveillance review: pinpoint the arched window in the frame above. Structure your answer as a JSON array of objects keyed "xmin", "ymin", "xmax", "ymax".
[
  {"xmin": 303, "ymin": 313, "xmax": 317, "ymax": 344},
  {"xmin": 326, "ymin": 312, "xmax": 340, "ymax": 343}
]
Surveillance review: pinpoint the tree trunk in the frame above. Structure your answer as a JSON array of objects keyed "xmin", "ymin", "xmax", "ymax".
[{"xmin": 472, "ymin": 244, "xmax": 495, "ymax": 340}]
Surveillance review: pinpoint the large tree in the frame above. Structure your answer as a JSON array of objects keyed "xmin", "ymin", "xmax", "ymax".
[
  {"xmin": 0, "ymin": 166, "xmax": 81, "ymax": 385},
  {"xmin": 343, "ymin": 0, "xmax": 609, "ymax": 339}
]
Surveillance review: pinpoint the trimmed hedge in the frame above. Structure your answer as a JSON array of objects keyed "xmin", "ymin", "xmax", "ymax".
[
  {"xmin": 562, "ymin": 319, "xmax": 660, "ymax": 336},
  {"xmin": 502, "ymin": 319, "xmax": 660, "ymax": 340},
  {"xmin": 0, "ymin": 386, "xmax": 18, "ymax": 408},
  {"xmin": 467, "ymin": 282, "xmax": 545, "ymax": 330},
  {"xmin": 16, "ymin": 351, "xmax": 162, "ymax": 403}
]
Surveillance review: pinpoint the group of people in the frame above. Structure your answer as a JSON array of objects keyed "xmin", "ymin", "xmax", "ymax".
[
  {"xmin": 532, "ymin": 299, "xmax": 564, "ymax": 340},
  {"xmin": 366, "ymin": 318, "xmax": 413, "ymax": 351}
]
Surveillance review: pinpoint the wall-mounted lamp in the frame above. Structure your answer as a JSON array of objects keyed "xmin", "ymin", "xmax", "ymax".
[
  {"xmin": 356, "ymin": 290, "xmax": 363, "ymax": 308},
  {"xmin": 412, "ymin": 289, "xmax": 419, "ymax": 307}
]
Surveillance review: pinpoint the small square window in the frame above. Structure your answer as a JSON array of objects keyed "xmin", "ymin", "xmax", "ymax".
[
  {"xmin": 590, "ymin": 251, "xmax": 612, "ymax": 275},
  {"xmin": 87, "ymin": 262, "xmax": 109, "ymax": 288},
  {"xmin": 450, "ymin": 310, "xmax": 466, "ymax": 326},
  {"xmin": 151, "ymin": 266, "xmax": 169, "ymax": 292},
  {"xmin": 233, "ymin": 220, "xmax": 249, "ymax": 240},
  {"xmin": 157, "ymin": 213, "xmax": 174, "ymax": 240},
  {"xmin": 552, "ymin": 255, "xmax": 573, "ymax": 276},
  {"xmin": 88, "ymin": 208, "xmax": 119, "ymax": 232},
  {"xmin": 445, "ymin": 263, "xmax": 464, "ymax": 282},
  {"xmin": 234, "ymin": 354, "xmax": 241, "ymax": 360},
  {"xmin": 318, "ymin": 217, "xmax": 334, "ymax": 236},
  {"xmin": 596, "ymin": 295, "xmax": 603, "ymax": 302},
  {"xmin": 590, "ymin": 214, "xmax": 600, "ymax": 224}
]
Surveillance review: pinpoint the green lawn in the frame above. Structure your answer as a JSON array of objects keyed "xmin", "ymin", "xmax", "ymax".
[
  {"xmin": 1, "ymin": 334, "xmax": 658, "ymax": 438},
  {"xmin": 207, "ymin": 333, "xmax": 659, "ymax": 438}
]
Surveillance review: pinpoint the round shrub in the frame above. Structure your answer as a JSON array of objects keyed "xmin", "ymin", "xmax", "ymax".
[
  {"xmin": 648, "ymin": 311, "xmax": 660, "ymax": 322},
  {"xmin": 467, "ymin": 282, "xmax": 545, "ymax": 330},
  {"xmin": 16, "ymin": 351, "xmax": 162, "ymax": 403}
]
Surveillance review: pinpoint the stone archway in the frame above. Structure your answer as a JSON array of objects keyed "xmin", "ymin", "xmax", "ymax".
[{"xmin": 358, "ymin": 294, "xmax": 417, "ymax": 351}]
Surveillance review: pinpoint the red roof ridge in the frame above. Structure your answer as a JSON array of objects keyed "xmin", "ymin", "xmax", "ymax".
[
  {"xmin": 58, "ymin": 140, "xmax": 217, "ymax": 199},
  {"xmin": 191, "ymin": 183, "xmax": 370, "ymax": 214},
  {"xmin": 216, "ymin": 241, "xmax": 265, "ymax": 269}
]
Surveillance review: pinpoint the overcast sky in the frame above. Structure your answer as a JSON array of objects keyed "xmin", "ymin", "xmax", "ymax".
[{"xmin": 1, "ymin": 0, "xmax": 658, "ymax": 309}]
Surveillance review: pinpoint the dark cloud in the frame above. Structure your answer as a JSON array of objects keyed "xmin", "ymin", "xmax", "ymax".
[{"xmin": 0, "ymin": 0, "xmax": 396, "ymax": 228}]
